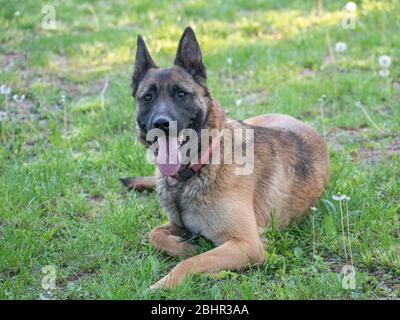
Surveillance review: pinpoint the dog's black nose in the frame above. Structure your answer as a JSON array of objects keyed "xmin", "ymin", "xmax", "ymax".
[{"xmin": 152, "ymin": 116, "xmax": 171, "ymax": 132}]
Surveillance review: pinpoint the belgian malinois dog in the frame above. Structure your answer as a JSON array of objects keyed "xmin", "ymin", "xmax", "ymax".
[{"xmin": 122, "ymin": 27, "xmax": 329, "ymax": 290}]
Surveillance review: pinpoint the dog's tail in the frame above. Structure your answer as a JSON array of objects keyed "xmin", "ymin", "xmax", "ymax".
[{"xmin": 120, "ymin": 176, "xmax": 156, "ymax": 192}]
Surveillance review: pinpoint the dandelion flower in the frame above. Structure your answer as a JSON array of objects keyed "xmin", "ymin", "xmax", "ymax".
[
  {"xmin": 379, "ymin": 68, "xmax": 390, "ymax": 78},
  {"xmin": 335, "ymin": 42, "xmax": 347, "ymax": 53},
  {"xmin": 378, "ymin": 55, "xmax": 391, "ymax": 68},
  {"xmin": 227, "ymin": 58, "xmax": 232, "ymax": 65},
  {"xmin": 332, "ymin": 193, "xmax": 350, "ymax": 201},
  {"xmin": 15, "ymin": 11, "xmax": 21, "ymax": 17},
  {"xmin": 235, "ymin": 99, "xmax": 242, "ymax": 107},
  {"xmin": 345, "ymin": 2, "xmax": 357, "ymax": 13}
]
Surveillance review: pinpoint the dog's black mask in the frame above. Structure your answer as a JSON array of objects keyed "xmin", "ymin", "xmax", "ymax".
[{"xmin": 131, "ymin": 27, "xmax": 209, "ymax": 138}]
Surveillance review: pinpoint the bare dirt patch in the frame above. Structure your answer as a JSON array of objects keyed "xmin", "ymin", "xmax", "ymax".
[
  {"xmin": 0, "ymin": 51, "xmax": 27, "ymax": 71},
  {"xmin": 327, "ymin": 127, "xmax": 400, "ymax": 164},
  {"xmin": 358, "ymin": 139, "xmax": 400, "ymax": 164},
  {"xmin": 327, "ymin": 126, "xmax": 370, "ymax": 149},
  {"xmin": 299, "ymin": 68, "xmax": 315, "ymax": 77}
]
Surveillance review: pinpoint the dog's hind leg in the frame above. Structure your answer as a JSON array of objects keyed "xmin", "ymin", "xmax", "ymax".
[
  {"xmin": 120, "ymin": 176, "xmax": 155, "ymax": 192},
  {"xmin": 150, "ymin": 223, "xmax": 199, "ymax": 258}
]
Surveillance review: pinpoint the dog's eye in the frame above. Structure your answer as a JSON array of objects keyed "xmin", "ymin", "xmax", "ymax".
[
  {"xmin": 177, "ymin": 91, "xmax": 186, "ymax": 98},
  {"xmin": 144, "ymin": 93, "xmax": 152, "ymax": 101}
]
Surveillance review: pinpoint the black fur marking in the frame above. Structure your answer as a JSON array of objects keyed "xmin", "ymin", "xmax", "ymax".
[
  {"xmin": 135, "ymin": 69, "xmax": 206, "ymax": 134},
  {"xmin": 245, "ymin": 123, "xmax": 277, "ymax": 157},
  {"xmin": 287, "ymin": 131, "xmax": 314, "ymax": 181},
  {"xmin": 254, "ymin": 126, "xmax": 277, "ymax": 157},
  {"xmin": 245, "ymin": 124, "xmax": 313, "ymax": 180},
  {"xmin": 172, "ymin": 189, "xmax": 187, "ymax": 230}
]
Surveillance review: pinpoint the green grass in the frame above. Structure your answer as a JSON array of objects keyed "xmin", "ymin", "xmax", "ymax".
[{"xmin": 0, "ymin": 0, "xmax": 399, "ymax": 299}]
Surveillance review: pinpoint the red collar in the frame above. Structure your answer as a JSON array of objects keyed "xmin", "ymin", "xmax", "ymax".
[{"xmin": 170, "ymin": 134, "xmax": 221, "ymax": 182}]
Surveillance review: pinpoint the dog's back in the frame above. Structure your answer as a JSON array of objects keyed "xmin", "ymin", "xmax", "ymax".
[{"xmin": 244, "ymin": 114, "xmax": 329, "ymax": 228}]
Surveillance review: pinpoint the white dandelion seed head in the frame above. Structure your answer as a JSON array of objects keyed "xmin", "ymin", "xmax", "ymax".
[
  {"xmin": 235, "ymin": 99, "xmax": 242, "ymax": 107},
  {"xmin": 378, "ymin": 55, "xmax": 391, "ymax": 68},
  {"xmin": 227, "ymin": 57, "xmax": 232, "ymax": 65},
  {"xmin": 335, "ymin": 42, "xmax": 347, "ymax": 53},
  {"xmin": 379, "ymin": 68, "xmax": 390, "ymax": 78},
  {"xmin": 60, "ymin": 93, "xmax": 66, "ymax": 103},
  {"xmin": 15, "ymin": 11, "xmax": 21, "ymax": 17},
  {"xmin": 0, "ymin": 85, "xmax": 11, "ymax": 95},
  {"xmin": 332, "ymin": 193, "xmax": 350, "ymax": 201},
  {"xmin": 310, "ymin": 206, "xmax": 317, "ymax": 212},
  {"xmin": 345, "ymin": 2, "xmax": 357, "ymax": 13},
  {"xmin": 13, "ymin": 94, "xmax": 25, "ymax": 103}
]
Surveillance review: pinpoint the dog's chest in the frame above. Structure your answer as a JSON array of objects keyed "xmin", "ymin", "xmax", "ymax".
[{"xmin": 156, "ymin": 175, "xmax": 216, "ymax": 239}]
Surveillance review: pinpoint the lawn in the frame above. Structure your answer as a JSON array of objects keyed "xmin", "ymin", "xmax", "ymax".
[{"xmin": 0, "ymin": 0, "xmax": 399, "ymax": 299}]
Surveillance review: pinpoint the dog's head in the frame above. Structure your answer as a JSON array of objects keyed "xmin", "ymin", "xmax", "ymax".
[
  {"xmin": 132, "ymin": 27, "xmax": 210, "ymax": 137},
  {"xmin": 131, "ymin": 27, "xmax": 225, "ymax": 176}
]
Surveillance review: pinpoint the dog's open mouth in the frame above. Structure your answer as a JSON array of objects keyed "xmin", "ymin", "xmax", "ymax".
[
  {"xmin": 155, "ymin": 136, "xmax": 182, "ymax": 176},
  {"xmin": 155, "ymin": 133, "xmax": 194, "ymax": 176},
  {"xmin": 150, "ymin": 121, "xmax": 196, "ymax": 176}
]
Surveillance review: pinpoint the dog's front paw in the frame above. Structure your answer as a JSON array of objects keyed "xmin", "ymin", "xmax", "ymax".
[{"xmin": 149, "ymin": 274, "xmax": 170, "ymax": 292}]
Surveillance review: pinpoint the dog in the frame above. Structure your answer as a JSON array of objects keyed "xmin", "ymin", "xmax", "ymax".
[{"xmin": 122, "ymin": 27, "xmax": 329, "ymax": 291}]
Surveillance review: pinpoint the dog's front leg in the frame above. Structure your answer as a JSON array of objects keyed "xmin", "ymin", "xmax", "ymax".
[
  {"xmin": 150, "ymin": 223, "xmax": 199, "ymax": 258},
  {"xmin": 150, "ymin": 237, "xmax": 265, "ymax": 291}
]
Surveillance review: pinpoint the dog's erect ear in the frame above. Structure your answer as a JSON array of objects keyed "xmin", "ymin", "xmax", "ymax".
[
  {"xmin": 174, "ymin": 27, "xmax": 206, "ymax": 85},
  {"xmin": 131, "ymin": 35, "xmax": 157, "ymax": 96}
]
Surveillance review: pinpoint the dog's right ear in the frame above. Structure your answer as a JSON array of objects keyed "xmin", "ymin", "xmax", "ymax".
[{"xmin": 131, "ymin": 35, "xmax": 157, "ymax": 96}]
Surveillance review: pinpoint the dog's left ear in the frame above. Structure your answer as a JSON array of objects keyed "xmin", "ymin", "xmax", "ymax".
[{"xmin": 174, "ymin": 27, "xmax": 207, "ymax": 85}]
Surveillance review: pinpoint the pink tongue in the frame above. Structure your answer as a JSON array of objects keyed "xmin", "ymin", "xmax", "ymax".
[{"xmin": 156, "ymin": 136, "xmax": 181, "ymax": 176}]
